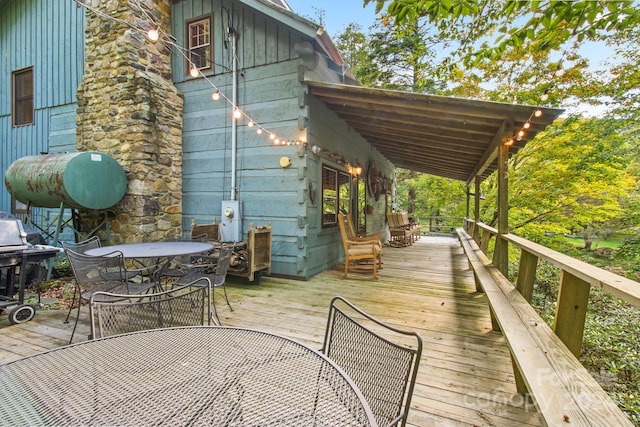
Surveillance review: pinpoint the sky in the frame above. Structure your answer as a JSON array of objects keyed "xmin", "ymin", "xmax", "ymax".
[{"xmin": 285, "ymin": 1, "xmax": 379, "ymax": 38}]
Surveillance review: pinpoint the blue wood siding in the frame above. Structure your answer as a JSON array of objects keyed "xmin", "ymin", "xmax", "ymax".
[
  {"xmin": 173, "ymin": 1, "xmax": 318, "ymax": 278},
  {"xmin": 178, "ymin": 58, "xmax": 308, "ymax": 277},
  {"xmin": 0, "ymin": 0, "xmax": 84, "ymax": 212},
  {"xmin": 171, "ymin": 0, "xmax": 306, "ymax": 81},
  {"xmin": 172, "ymin": 0, "xmax": 393, "ymax": 279}
]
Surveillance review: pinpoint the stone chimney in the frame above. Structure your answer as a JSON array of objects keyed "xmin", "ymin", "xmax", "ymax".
[{"xmin": 76, "ymin": 0, "xmax": 183, "ymax": 243}]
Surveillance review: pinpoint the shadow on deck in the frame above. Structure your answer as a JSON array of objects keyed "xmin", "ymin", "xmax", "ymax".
[{"xmin": 0, "ymin": 235, "xmax": 542, "ymax": 427}]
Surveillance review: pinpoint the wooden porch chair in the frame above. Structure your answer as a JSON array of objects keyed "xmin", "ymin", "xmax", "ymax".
[
  {"xmin": 346, "ymin": 213, "xmax": 381, "ymax": 241},
  {"xmin": 386, "ymin": 212, "xmax": 412, "ymax": 247},
  {"xmin": 337, "ymin": 213, "xmax": 381, "ymax": 280},
  {"xmin": 345, "ymin": 214, "xmax": 382, "ymax": 270},
  {"xmin": 401, "ymin": 212, "xmax": 420, "ymax": 242}
]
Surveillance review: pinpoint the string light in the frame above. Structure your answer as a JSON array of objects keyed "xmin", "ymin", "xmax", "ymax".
[
  {"xmin": 76, "ymin": 0, "xmax": 314, "ymax": 148},
  {"xmin": 147, "ymin": 28, "xmax": 159, "ymax": 42}
]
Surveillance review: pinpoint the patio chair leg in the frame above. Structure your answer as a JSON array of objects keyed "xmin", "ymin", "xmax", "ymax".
[
  {"xmin": 68, "ymin": 304, "xmax": 81, "ymax": 344},
  {"xmin": 64, "ymin": 288, "xmax": 78, "ymax": 323},
  {"xmin": 211, "ymin": 292, "xmax": 221, "ymax": 326},
  {"xmin": 221, "ymin": 286, "xmax": 233, "ymax": 311}
]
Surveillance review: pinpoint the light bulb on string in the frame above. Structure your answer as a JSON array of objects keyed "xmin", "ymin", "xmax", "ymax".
[
  {"xmin": 504, "ymin": 137, "xmax": 515, "ymax": 146},
  {"xmin": 540, "ymin": 92, "xmax": 549, "ymax": 102},
  {"xmin": 147, "ymin": 28, "xmax": 159, "ymax": 42},
  {"xmin": 517, "ymin": 129, "xmax": 526, "ymax": 138},
  {"xmin": 269, "ymin": 133, "xmax": 276, "ymax": 141},
  {"xmin": 77, "ymin": 0, "xmax": 300, "ymax": 152},
  {"xmin": 274, "ymin": 138, "xmax": 280, "ymax": 145},
  {"xmin": 523, "ymin": 121, "xmax": 531, "ymax": 129},
  {"xmin": 534, "ymin": 109, "xmax": 543, "ymax": 118}
]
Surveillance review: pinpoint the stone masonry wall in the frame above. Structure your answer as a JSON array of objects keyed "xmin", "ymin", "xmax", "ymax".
[{"xmin": 76, "ymin": 0, "xmax": 183, "ymax": 243}]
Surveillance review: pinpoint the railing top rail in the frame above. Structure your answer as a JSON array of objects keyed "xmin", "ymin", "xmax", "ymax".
[{"xmin": 468, "ymin": 220, "xmax": 640, "ymax": 308}]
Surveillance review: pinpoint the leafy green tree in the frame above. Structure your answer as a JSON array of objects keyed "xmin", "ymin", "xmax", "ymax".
[
  {"xmin": 364, "ymin": 0, "xmax": 640, "ymax": 73},
  {"xmin": 334, "ymin": 19, "xmax": 444, "ymax": 92},
  {"xmin": 478, "ymin": 117, "xmax": 637, "ymax": 244}
]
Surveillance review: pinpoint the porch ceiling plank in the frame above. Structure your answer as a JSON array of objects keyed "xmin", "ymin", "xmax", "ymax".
[
  {"xmin": 334, "ymin": 107, "xmax": 495, "ymax": 137},
  {"xmin": 360, "ymin": 132, "xmax": 489, "ymax": 157},
  {"xmin": 306, "ymin": 80, "xmax": 563, "ymax": 182}
]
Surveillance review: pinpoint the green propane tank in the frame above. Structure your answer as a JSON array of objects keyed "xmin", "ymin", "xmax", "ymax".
[{"xmin": 4, "ymin": 152, "xmax": 127, "ymax": 210}]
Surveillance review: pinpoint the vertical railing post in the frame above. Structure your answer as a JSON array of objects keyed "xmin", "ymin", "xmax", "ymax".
[
  {"xmin": 553, "ymin": 271, "xmax": 591, "ymax": 357},
  {"xmin": 516, "ymin": 250, "xmax": 538, "ymax": 302}
]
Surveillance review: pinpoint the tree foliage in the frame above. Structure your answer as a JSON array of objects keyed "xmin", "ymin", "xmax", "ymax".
[
  {"xmin": 335, "ymin": 17, "xmax": 447, "ymax": 92},
  {"xmin": 363, "ymin": 0, "xmax": 640, "ymax": 75}
]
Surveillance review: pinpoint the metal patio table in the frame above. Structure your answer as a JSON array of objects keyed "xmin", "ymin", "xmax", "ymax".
[
  {"xmin": 0, "ymin": 326, "xmax": 377, "ymax": 426},
  {"xmin": 84, "ymin": 241, "xmax": 214, "ymax": 260},
  {"xmin": 85, "ymin": 241, "xmax": 214, "ymax": 284}
]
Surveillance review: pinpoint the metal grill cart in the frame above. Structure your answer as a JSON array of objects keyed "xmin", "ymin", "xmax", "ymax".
[{"xmin": 0, "ymin": 219, "xmax": 60, "ymax": 324}]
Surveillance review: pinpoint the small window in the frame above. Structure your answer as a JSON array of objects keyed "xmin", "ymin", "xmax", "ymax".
[
  {"xmin": 186, "ymin": 15, "xmax": 213, "ymax": 74},
  {"xmin": 322, "ymin": 165, "xmax": 351, "ymax": 228},
  {"xmin": 13, "ymin": 67, "xmax": 34, "ymax": 126}
]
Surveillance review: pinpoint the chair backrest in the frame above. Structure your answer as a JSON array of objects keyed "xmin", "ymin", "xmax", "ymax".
[
  {"xmin": 212, "ymin": 245, "xmax": 233, "ymax": 286},
  {"xmin": 337, "ymin": 213, "xmax": 351, "ymax": 251},
  {"xmin": 89, "ymin": 277, "xmax": 212, "ymax": 339},
  {"xmin": 345, "ymin": 214, "xmax": 358, "ymax": 239},
  {"xmin": 322, "ymin": 296, "xmax": 422, "ymax": 427},
  {"xmin": 64, "ymin": 248, "xmax": 130, "ymax": 296},
  {"xmin": 191, "ymin": 218, "xmax": 223, "ymax": 243},
  {"xmin": 62, "ymin": 236, "xmax": 100, "ymax": 254}
]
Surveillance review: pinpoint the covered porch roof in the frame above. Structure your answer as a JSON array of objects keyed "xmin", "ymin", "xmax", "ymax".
[{"xmin": 306, "ymin": 81, "xmax": 564, "ymax": 184}]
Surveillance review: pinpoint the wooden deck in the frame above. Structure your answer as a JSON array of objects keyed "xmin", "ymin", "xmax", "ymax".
[{"xmin": 0, "ymin": 235, "xmax": 542, "ymax": 426}]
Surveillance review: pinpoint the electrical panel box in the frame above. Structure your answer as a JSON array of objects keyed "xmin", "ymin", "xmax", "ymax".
[{"xmin": 220, "ymin": 200, "xmax": 242, "ymax": 242}]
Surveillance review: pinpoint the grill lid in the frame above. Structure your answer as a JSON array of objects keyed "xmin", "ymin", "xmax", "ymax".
[{"xmin": 0, "ymin": 219, "xmax": 29, "ymax": 253}]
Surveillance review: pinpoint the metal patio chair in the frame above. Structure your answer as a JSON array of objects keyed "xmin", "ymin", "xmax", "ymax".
[
  {"xmin": 62, "ymin": 237, "xmax": 102, "ymax": 329},
  {"xmin": 175, "ymin": 244, "xmax": 234, "ymax": 325},
  {"xmin": 89, "ymin": 277, "xmax": 213, "ymax": 339},
  {"xmin": 322, "ymin": 296, "xmax": 423, "ymax": 427},
  {"xmin": 62, "ymin": 236, "xmax": 101, "ymax": 254},
  {"xmin": 64, "ymin": 247, "xmax": 158, "ymax": 343}
]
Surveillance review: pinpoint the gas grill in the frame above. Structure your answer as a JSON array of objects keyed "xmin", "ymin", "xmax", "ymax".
[{"xmin": 0, "ymin": 218, "xmax": 60, "ymax": 324}]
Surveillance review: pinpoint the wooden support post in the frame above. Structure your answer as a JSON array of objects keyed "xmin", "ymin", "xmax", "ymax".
[
  {"xmin": 472, "ymin": 179, "xmax": 481, "ymax": 242},
  {"xmin": 516, "ymin": 251, "xmax": 538, "ymax": 302},
  {"xmin": 511, "ymin": 354, "xmax": 528, "ymax": 395},
  {"xmin": 479, "ymin": 230, "xmax": 491, "ymax": 253},
  {"xmin": 553, "ymin": 271, "xmax": 591, "ymax": 357},
  {"xmin": 495, "ymin": 143, "xmax": 509, "ymax": 275}
]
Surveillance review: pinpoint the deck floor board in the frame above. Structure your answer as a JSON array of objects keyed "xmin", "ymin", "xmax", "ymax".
[{"xmin": 0, "ymin": 235, "xmax": 542, "ymax": 426}]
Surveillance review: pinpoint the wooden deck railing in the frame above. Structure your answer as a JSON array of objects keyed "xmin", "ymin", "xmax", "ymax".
[{"xmin": 458, "ymin": 220, "xmax": 640, "ymax": 426}]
